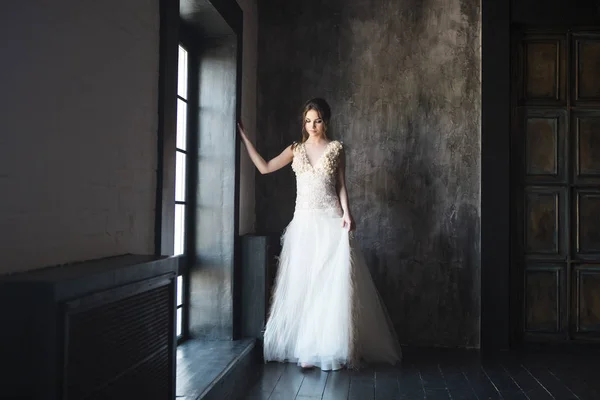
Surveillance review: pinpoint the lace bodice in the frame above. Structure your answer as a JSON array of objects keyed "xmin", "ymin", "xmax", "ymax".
[{"xmin": 291, "ymin": 140, "xmax": 344, "ymax": 211}]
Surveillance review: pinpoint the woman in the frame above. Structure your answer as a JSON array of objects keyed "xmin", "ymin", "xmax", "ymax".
[{"xmin": 238, "ymin": 98, "xmax": 401, "ymax": 371}]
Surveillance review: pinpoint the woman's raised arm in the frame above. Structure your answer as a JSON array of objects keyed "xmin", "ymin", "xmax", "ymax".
[{"xmin": 238, "ymin": 122, "xmax": 293, "ymax": 174}]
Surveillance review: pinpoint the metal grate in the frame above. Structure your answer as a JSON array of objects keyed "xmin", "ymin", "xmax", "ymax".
[
  {"xmin": 85, "ymin": 349, "xmax": 170, "ymax": 400},
  {"xmin": 64, "ymin": 283, "xmax": 172, "ymax": 400}
]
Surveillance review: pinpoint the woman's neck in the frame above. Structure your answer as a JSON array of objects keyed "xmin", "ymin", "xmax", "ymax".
[{"xmin": 305, "ymin": 136, "xmax": 328, "ymax": 145}]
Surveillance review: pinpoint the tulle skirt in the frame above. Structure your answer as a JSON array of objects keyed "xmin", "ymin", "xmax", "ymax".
[{"xmin": 263, "ymin": 207, "xmax": 401, "ymax": 371}]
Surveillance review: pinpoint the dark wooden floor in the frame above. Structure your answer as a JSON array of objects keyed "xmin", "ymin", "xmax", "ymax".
[{"xmin": 242, "ymin": 346, "xmax": 600, "ymax": 400}]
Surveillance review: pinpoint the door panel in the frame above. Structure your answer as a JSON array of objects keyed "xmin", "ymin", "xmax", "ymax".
[
  {"xmin": 572, "ymin": 265, "xmax": 600, "ymax": 336},
  {"xmin": 524, "ymin": 110, "xmax": 567, "ymax": 183},
  {"xmin": 573, "ymin": 111, "xmax": 600, "ymax": 184},
  {"xmin": 575, "ymin": 190, "xmax": 600, "ymax": 257},
  {"xmin": 513, "ymin": 29, "xmax": 600, "ymax": 343},
  {"xmin": 518, "ymin": 34, "xmax": 567, "ymax": 105},
  {"xmin": 572, "ymin": 34, "xmax": 600, "ymax": 105},
  {"xmin": 523, "ymin": 265, "xmax": 566, "ymax": 336},
  {"xmin": 524, "ymin": 187, "xmax": 566, "ymax": 259}
]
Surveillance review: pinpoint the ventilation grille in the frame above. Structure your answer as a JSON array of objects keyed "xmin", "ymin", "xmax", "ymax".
[
  {"xmin": 64, "ymin": 283, "xmax": 172, "ymax": 400},
  {"xmin": 84, "ymin": 350, "xmax": 170, "ymax": 400}
]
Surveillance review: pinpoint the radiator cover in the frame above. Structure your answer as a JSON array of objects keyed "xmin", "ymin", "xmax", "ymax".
[{"xmin": 0, "ymin": 254, "xmax": 178, "ymax": 400}]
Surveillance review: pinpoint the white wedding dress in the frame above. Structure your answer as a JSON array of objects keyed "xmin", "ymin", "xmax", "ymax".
[{"xmin": 263, "ymin": 140, "xmax": 401, "ymax": 371}]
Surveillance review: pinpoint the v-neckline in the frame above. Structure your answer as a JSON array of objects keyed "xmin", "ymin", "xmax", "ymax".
[{"xmin": 303, "ymin": 141, "xmax": 332, "ymax": 169}]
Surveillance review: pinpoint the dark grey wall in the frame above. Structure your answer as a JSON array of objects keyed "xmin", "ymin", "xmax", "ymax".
[
  {"xmin": 0, "ymin": 0, "xmax": 159, "ymax": 274},
  {"xmin": 237, "ymin": 0, "xmax": 259, "ymax": 235},
  {"xmin": 512, "ymin": 0, "xmax": 600, "ymax": 25},
  {"xmin": 190, "ymin": 36, "xmax": 238, "ymax": 339},
  {"xmin": 481, "ymin": 0, "xmax": 510, "ymax": 351},
  {"xmin": 256, "ymin": 0, "xmax": 481, "ymax": 347}
]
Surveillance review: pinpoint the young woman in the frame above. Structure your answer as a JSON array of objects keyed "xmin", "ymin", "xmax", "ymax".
[{"xmin": 238, "ymin": 98, "xmax": 401, "ymax": 371}]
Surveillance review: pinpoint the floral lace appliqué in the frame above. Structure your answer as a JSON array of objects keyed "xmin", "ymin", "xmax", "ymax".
[
  {"xmin": 292, "ymin": 140, "xmax": 343, "ymax": 176},
  {"xmin": 291, "ymin": 140, "xmax": 344, "ymax": 211}
]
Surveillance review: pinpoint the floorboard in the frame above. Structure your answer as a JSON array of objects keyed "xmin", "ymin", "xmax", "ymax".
[{"xmin": 240, "ymin": 346, "xmax": 600, "ymax": 400}]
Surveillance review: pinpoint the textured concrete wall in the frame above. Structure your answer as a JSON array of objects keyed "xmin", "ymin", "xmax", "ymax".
[
  {"xmin": 0, "ymin": 0, "xmax": 158, "ymax": 274},
  {"xmin": 256, "ymin": 0, "xmax": 481, "ymax": 347},
  {"xmin": 190, "ymin": 37, "xmax": 238, "ymax": 339},
  {"xmin": 237, "ymin": 0, "xmax": 258, "ymax": 234}
]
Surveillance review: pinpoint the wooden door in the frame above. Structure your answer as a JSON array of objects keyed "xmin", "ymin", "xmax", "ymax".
[{"xmin": 512, "ymin": 28, "xmax": 600, "ymax": 342}]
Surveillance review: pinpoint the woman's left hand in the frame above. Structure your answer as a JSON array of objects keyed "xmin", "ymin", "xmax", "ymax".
[{"xmin": 342, "ymin": 213, "xmax": 355, "ymax": 231}]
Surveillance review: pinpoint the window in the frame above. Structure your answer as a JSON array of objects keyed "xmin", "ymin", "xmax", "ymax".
[
  {"xmin": 177, "ymin": 274, "xmax": 184, "ymax": 337},
  {"xmin": 175, "ymin": 44, "xmax": 189, "ymax": 339},
  {"xmin": 175, "ymin": 44, "xmax": 188, "ymax": 256}
]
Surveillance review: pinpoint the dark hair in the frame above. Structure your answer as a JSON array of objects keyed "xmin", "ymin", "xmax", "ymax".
[{"xmin": 294, "ymin": 98, "xmax": 332, "ymax": 148}]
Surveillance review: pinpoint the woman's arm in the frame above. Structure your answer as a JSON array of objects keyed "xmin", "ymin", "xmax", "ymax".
[
  {"xmin": 238, "ymin": 122, "xmax": 293, "ymax": 174},
  {"xmin": 337, "ymin": 147, "xmax": 356, "ymax": 231}
]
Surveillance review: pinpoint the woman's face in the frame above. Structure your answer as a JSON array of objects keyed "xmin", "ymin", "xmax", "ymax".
[{"xmin": 304, "ymin": 109, "xmax": 325, "ymax": 137}]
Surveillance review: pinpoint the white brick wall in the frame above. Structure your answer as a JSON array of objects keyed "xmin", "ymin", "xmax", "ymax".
[
  {"xmin": 0, "ymin": 0, "xmax": 159, "ymax": 274},
  {"xmin": 236, "ymin": 0, "xmax": 258, "ymax": 235}
]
